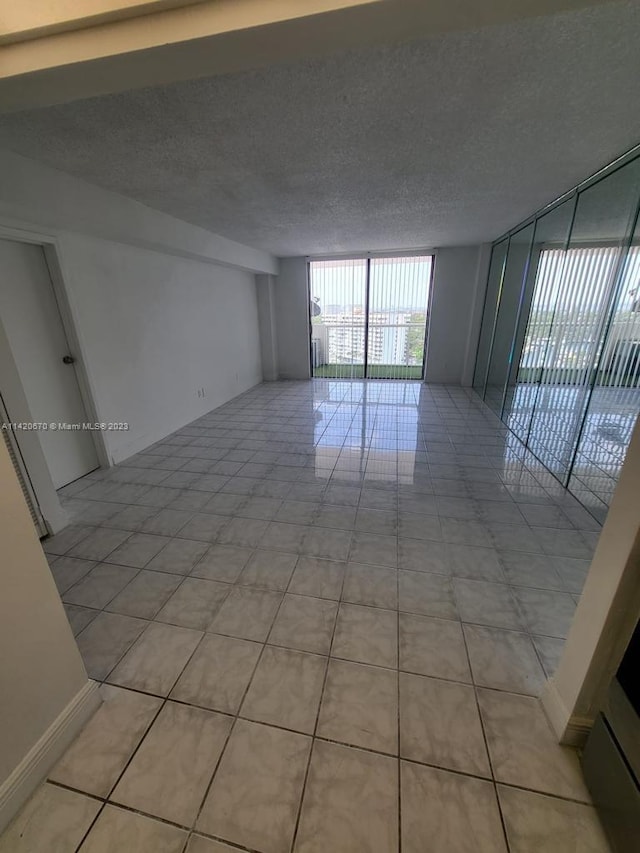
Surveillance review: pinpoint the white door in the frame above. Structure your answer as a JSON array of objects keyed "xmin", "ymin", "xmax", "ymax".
[{"xmin": 0, "ymin": 239, "xmax": 99, "ymax": 488}]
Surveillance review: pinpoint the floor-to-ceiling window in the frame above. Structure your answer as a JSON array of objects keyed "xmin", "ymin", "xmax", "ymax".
[
  {"xmin": 474, "ymin": 148, "xmax": 640, "ymax": 521},
  {"xmin": 309, "ymin": 255, "xmax": 433, "ymax": 380}
]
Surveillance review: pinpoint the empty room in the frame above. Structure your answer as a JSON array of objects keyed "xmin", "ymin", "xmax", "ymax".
[{"xmin": 0, "ymin": 2, "xmax": 639, "ymax": 852}]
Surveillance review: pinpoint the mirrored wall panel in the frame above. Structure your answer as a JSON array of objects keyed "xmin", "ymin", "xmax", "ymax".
[
  {"xmin": 568, "ymin": 213, "xmax": 640, "ymax": 516},
  {"xmin": 502, "ymin": 197, "xmax": 576, "ymax": 447},
  {"xmin": 484, "ymin": 222, "xmax": 535, "ymax": 417},
  {"xmin": 473, "ymin": 238, "xmax": 508, "ymax": 394},
  {"xmin": 474, "ymin": 150, "xmax": 640, "ymax": 521}
]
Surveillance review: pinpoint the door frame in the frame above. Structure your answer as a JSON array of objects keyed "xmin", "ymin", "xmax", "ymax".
[
  {"xmin": 0, "ymin": 223, "xmax": 108, "ymax": 534},
  {"xmin": 0, "ymin": 392, "xmax": 48, "ymax": 537},
  {"xmin": 307, "ymin": 251, "xmax": 435, "ymax": 380},
  {"xmin": 420, "ymin": 256, "xmax": 437, "ymax": 381}
]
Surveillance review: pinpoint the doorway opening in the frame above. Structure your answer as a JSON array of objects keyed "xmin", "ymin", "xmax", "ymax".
[{"xmin": 309, "ymin": 255, "xmax": 433, "ymax": 379}]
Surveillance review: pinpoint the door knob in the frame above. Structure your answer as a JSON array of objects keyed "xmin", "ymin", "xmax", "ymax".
[{"xmin": 62, "ymin": 355, "xmax": 76, "ymax": 364}]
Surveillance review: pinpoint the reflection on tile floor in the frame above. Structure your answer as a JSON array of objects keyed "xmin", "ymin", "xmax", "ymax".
[{"xmin": 1, "ymin": 381, "xmax": 612, "ymax": 852}]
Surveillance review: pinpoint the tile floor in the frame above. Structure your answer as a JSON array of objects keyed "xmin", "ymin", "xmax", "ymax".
[{"xmin": 1, "ymin": 380, "xmax": 612, "ymax": 852}]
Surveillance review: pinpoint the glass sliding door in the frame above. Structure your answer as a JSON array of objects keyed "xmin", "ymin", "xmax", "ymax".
[
  {"xmin": 309, "ymin": 255, "xmax": 432, "ymax": 380},
  {"xmin": 367, "ymin": 256, "xmax": 432, "ymax": 379},
  {"xmin": 309, "ymin": 259, "xmax": 367, "ymax": 378}
]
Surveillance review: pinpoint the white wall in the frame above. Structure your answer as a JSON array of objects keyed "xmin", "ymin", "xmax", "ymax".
[
  {"xmin": 0, "ymin": 148, "xmax": 275, "ymax": 465},
  {"xmin": 60, "ymin": 234, "xmax": 263, "ymax": 462},
  {"xmin": 274, "ymin": 256, "xmax": 311, "ymax": 380},
  {"xmin": 0, "ymin": 439, "xmax": 98, "ymax": 831},
  {"xmin": 271, "ymin": 250, "xmax": 489, "ymax": 384},
  {"xmin": 425, "ymin": 245, "xmax": 490, "ymax": 385}
]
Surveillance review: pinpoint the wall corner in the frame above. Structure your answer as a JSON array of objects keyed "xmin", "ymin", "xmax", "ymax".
[
  {"xmin": 0, "ymin": 681, "xmax": 101, "ymax": 834},
  {"xmin": 256, "ymin": 273, "xmax": 279, "ymax": 381}
]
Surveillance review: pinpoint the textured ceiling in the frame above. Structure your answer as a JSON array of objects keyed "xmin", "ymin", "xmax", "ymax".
[{"xmin": 0, "ymin": 1, "xmax": 639, "ymax": 256}]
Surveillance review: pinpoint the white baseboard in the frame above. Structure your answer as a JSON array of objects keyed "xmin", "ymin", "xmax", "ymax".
[
  {"xmin": 541, "ymin": 677, "xmax": 592, "ymax": 748},
  {"xmin": 0, "ymin": 680, "xmax": 101, "ymax": 834}
]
